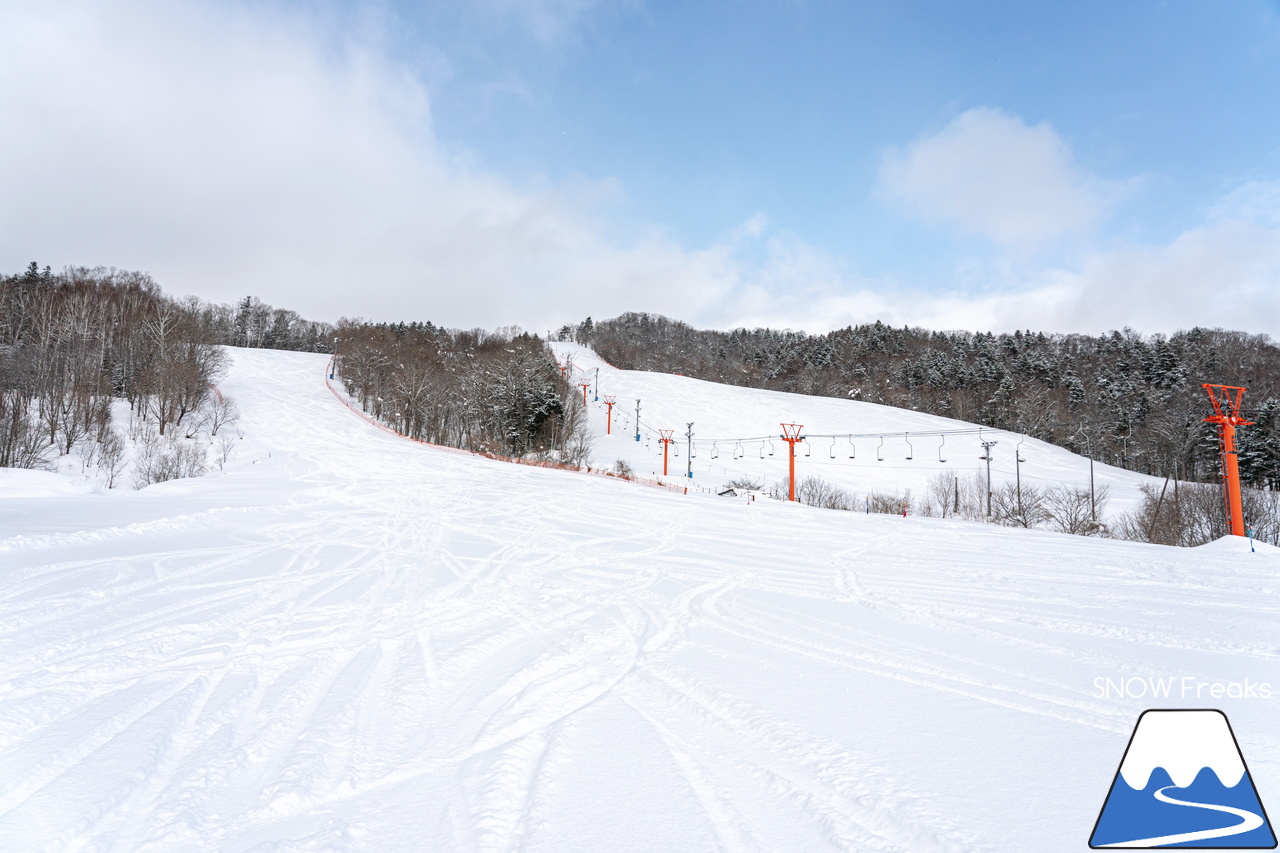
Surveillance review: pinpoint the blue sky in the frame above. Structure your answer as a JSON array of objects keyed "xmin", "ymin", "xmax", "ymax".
[
  {"xmin": 421, "ymin": 2, "xmax": 1278, "ymax": 246},
  {"xmin": 2, "ymin": 1, "xmax": 1279, "ymax": 335}
]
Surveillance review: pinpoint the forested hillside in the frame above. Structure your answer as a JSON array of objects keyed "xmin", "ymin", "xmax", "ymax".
[
  {"xmin": 0, "ymin": 263, "xmax": 333, "ymax": 478},
  {"xmin": 563, "ymin": 313, "xmax": 1280, "ymax": 489},
  {"xmin": 333, "ymin": 320, "xmax": 590, "ymax": 464},
  {"xmin": 0, "ymin": 263, "xmax": 587, "ymax": 480}
]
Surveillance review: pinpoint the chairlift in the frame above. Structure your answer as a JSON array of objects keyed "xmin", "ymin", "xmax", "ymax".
[
  {"xmin": 758, "ymin": 440, "xmax": 766, "ymax": 459},
  {"xmin": 711, "ymin": 441, "xmax": 720, "ymax": 459},
  {"xmin": 904, "ymin": 432, "xmax": 914, "ymax": 461},
  {"xmin": 690, "ymin": 442, "xmax": 697, "ymax": 459},
  {"xmin": 803, "ymin": 437, "xmax": 812, "ymax": 457},
  {"xmin": 1016, "ymin": 435, "xmax": 1027, "ymax": 463},
  {"xmin": 848, "ymin": 435, "xmax": 856, "ymax": 459},
  {"xmin": 937, "ymin": 434, "xmax": 947, "ymax": 463},
  {"xmin": 876, "ymin": 436, "xmax": 885, "ymax": 461},
  {"xmin": 734, "ymin": 440, "xmax": 744, "ymax": 460},
  {"xmin": 767, "ymin": 438, "xmax": 775, "ymax": 457},
  {"xmin": 828, "ymin": 437, "xmax": 838, "ymax": 459}
]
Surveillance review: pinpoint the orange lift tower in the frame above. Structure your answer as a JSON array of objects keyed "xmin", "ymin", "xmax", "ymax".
[
  {"xmin": 1202, "ymin": 384, "xmax": 1253, "ymax": 537},
  {"xmin": 602, "ymin": 395, "xmax": 617, "ymax": 435},
  {"xmin": 658, "ymin": 429, "xmax": 676, "ymax": 476},
  {"xmin": 780, "ymin": 423, "xmax": 805, "ymax": 502},
  {"xmin": 577, "ymin": 381, "xmax": 592, "ymax": 406}
]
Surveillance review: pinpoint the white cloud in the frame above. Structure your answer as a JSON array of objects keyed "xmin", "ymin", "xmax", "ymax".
[
  {"xmin": 1209, "ymin": 179, "xmax": 1280, "ymax": 228},
  {"xmin": 878, "ymin": 107, "xmax": 1129, "ymax": 248},
  {"xmin": 710, "ymin": 215, "xmax": 1280, "ymax": 339},
  {"xmin": 1, "ymin": 4, "xmax": 1275, "ymax": 342},
  {"xmin": 0, "ymin": 0, "xmax": 737, "ymax": 331},
  {"xmin": 478, "ymin": 0, "xmax": 604, "ymax": 44}
]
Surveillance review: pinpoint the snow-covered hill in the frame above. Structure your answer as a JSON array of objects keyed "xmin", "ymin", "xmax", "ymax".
[
  {"xmin": 1, "ymin": 346, "xmax": 1277, "ymax": 852},
  {"xmin": 551, "ymin": 342, "xmax": 1158, "ymax": 514}
]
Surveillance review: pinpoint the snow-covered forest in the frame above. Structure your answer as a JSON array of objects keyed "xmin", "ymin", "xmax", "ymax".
[{"xmin": 333, "ymin": 321, "xmax": 592, "ymax": 465}]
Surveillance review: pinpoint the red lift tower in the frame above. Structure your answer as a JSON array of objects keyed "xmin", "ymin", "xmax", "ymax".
[
  {"xmin": 602, "ymin": 395, "xmax": 616, "ymax": 435},
  {"xmin": 577, "ymin": 381, "xmax": 592, "ymax": 405},
  {"xmin": 1202, "ymin": 384, "xmax": 1253, "ymax": 537},
  {"xmin": 780, "ymin": 423, "xmax": 804, "ymax": 502},
  {"xmin": 658, "ymin": 429, "xmax": 675, "ymax": 476}
]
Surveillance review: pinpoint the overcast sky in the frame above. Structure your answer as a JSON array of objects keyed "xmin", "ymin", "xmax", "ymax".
[{"xmin": 2, "ymin": 1, "xmax": 1279, "ymax": 337}]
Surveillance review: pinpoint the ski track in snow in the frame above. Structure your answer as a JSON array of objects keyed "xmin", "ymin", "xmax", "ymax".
[{"xmin": 1, "ymin": 347, "xmax": 1278, "ymax": 852}]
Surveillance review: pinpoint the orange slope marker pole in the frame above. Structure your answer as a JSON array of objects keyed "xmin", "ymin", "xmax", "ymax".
[{"xmin": 1202, "ymin": 384, "xmax": 1253, "ymax": 537}]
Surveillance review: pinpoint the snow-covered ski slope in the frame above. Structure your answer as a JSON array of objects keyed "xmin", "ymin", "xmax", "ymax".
[
  {"xmin": 551, "ymin": 342, "xmax": 1155, "ymax": 511},
  {"xmin": 2, "ymin": 346, "xmax": 1278, "ymax": 853}
]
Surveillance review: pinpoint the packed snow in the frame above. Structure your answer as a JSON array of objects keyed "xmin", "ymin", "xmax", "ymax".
[{"xmin": 2, "ymin": 346, "xmax": 1278, "ymax": 852}]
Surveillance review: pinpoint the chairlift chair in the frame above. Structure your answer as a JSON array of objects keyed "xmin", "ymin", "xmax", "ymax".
[
  {"xmin": 876, "ymin": 436, "xmax": 885, "ymax": 461},
  {"xmin": 803, "ymin": 438, "xmax": 812, "ymax": 457},
  {"xmin": 848, "ymin": 435, "xmax": 856, "ymax": 459},
  {"xmin": 937, "ymin": 434, "xmax": 947, "ymax": 463},
  {"xmin": 829, "ymin": 437, "xmax": 837, "ymax": 459},
  {"xmin": 904, "ymin": 433, "xmax": 913, "ymax": 461},
  {"xmin": 734, "ymin": 440, "xmax": 744, "ymax": 460},
  {"xmin": 767, "ymin": 438, "xmax": 775, "ymax": 457},
  {"xmin": 711, "ymin": 441, "xmax": 720, "ymax": 460},
  {"xmin": 1016, "ymin": 435, "xmax": 1027, "ymax": 463}
]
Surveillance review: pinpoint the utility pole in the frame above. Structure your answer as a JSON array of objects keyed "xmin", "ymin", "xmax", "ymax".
[
  {"xmin": 1075, "ymin": 427, "xmax": 1097, "ymax": 524},
  {"xmin": 685, "ymin": 422, "xmax": 694, "ymax": 479},
  {"xmin": 635, "ymin": 399, "xmax": 641, "ymax": 442},
  {"xmin": 980, "ymin": 440, "xmax": 998, "ymax": 517},
  {"xmin": 1090, "ymin": 456, "xmax": 1096, "ymax": 523},
  {"xmin": 1015, "ymin": 437, "xmax": 1026, "ymax": 523}
]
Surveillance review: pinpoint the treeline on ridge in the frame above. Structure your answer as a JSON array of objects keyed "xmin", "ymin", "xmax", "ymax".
[{"xmin": 561, "ymin": 313, "xmax": 1280, "ymax": 491}]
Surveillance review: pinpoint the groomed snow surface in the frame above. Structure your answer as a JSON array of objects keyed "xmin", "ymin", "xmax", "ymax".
[{"xmin": 2, "ymin": 346, "xmax": 1278, "ymax": 852}]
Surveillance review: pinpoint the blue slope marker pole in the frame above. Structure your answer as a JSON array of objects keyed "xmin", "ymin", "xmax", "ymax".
[{"xmin": 1248, "ymin": 526, "xmax": 1255, "ymax": 552}]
